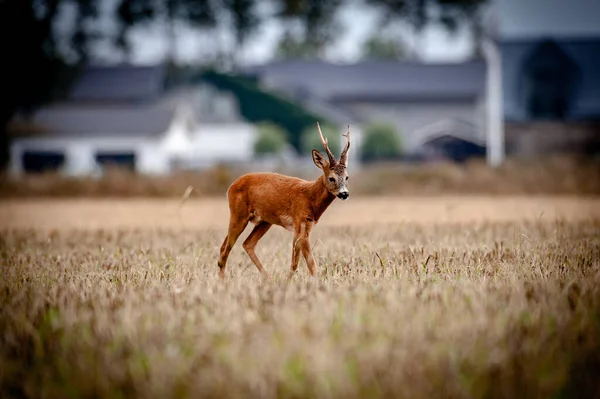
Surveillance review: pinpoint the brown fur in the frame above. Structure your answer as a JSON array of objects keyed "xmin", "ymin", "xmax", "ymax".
[{"xmin": 217, "ymin": 124, "xmax": 351, "ymax": 280}]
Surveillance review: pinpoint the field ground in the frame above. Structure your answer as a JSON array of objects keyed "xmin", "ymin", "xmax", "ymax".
[
  {"xmin": 1, "ymin": 196, "xmax": 600, "ymax": 398},
  {"xmin": 1, "ymin": 196, "xmax": 599, "ymax": 230}
]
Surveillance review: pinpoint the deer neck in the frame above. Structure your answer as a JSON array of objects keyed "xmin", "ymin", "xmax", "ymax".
[{"xmin": 307, "ymin": 175, "xmax": 336, "ymax": 222}]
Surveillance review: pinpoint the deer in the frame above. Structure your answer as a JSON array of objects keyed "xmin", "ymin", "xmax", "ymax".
[{"xmin": 217, "ymin": 122, "xmax": 351, "ymax": 280}]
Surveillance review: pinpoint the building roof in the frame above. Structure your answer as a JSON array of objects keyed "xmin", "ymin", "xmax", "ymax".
[
  {"xmin": 246, "ymin": 60, "xmax": 487, "ymax": 102},
  {"xmin": 67, "ymin": 64, "xmax": 166, "ymax": 103},
  {"xmin": 9, "ymin": 104, "xmax": 176, "ymax": 138}
]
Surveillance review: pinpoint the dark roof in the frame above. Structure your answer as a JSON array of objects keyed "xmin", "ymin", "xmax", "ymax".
[
  {"xmin": 67, "ymin": 64, "xmax": 166, "ymax": 103},
  {"xmin": 9, "ymin": 104, "xmax": 176, "ymax": 138},
  {"xmin": 246, "ymin": 60, "xmax": 486, "ymax": 102}
]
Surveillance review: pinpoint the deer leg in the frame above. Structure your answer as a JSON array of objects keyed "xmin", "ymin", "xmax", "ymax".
[
  {"xmin": 300, "ymin": 237, "xmax": 318, "ymax": 277},
  {"xmin": 298, "ymin": 223, "xmax": 318, "ymax": 277},
  {"xmin": 288, "ymin": 229, "xmax": 304, "ymax": 280},
  {"xmin": 289, "ymin": 222, "xmax": 313, "ymax": 280},
  {"xmin": 218, "ymin": 216, "xmax": 249, "ymax": 278},
  {"xmin": 242, "ymin": 222, "xmax": 272, "ymax": 278}
]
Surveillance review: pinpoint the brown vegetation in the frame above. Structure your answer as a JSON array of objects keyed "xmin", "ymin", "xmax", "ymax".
[
  {"xmin": 1, "ymin": 198, "xmax": 599, "ymax": 398},
  {"xmin": 1, "ymin": 155, "xmax": 599, "ymax": 198}
]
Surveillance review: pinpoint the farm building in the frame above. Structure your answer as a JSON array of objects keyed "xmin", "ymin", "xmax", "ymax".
[
  {"xmin": 8, "ymin": 64, "xmax": 259, "ymax": 176},
  {"xmin": 9, "ymin": 102, "xmax": 194, "ymax": 176}
]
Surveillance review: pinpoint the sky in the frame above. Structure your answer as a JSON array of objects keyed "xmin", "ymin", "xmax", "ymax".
[{"xmin": 104, "ymin": 1, "xmax": 475, "ymax": 67}]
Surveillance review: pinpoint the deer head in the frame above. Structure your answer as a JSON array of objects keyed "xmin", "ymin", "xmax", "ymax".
[{"xmin": 312, "ymin": 123, "xmax": 351, "ymax": 200}]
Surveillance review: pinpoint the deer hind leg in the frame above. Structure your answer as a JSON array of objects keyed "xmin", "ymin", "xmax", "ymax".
[
  {"xmin": 242, "ymin": 222, "xmax": 272, "ymax": 278},
  {"xmin": 218, "ymin": 213, "xmax": 249, "ymax": 278}
]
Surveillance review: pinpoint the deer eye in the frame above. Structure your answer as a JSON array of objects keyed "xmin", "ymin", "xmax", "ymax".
[
  {"xmin": 345, "ymin": 176, "xmax": 349, "ymax": 181},
  {"xmin": 329, "ymin": 177, "xmax": 336, "ymax": 183}
]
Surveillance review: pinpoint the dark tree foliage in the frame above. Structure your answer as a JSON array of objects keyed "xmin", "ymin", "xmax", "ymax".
[
  {"xmin": 274, "ymin": 0, "xmax": 343, "ymax": 58},
  {"xmin": 365, "ymin": 0, "xmax": 486, "ymax": 32},
  {"xmin": 364, "ymin": 0, "xmax": 488, "ymax": 58},
  {"xmin": 116, "ymin": 0, "xmax": 216, "ymax": 59},
  {"xmin": 116, "ymin": 0, "xmax": 156, "ymax": 51},
  {"xmin": 274, "ymin": 0, "xmax": 486, "ymax": 60},
  {"xmin": 222, "ymin": 0, "xmax": 260, "ymax": 48},
  {"xmin": 0, "ymin": 0, "xmax": 98, "ymax": 169}
]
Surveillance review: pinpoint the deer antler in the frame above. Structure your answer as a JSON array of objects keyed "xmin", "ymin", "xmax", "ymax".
[
  {"xmin": 339, "ymin": 124, "xmax": 351, "ymax": 167},
  {"xmin": 316, "ymin": 122, "xmax": 336, "ymax": 165}
]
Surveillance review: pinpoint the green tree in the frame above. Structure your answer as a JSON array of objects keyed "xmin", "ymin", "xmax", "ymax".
[
  {"xmin": 275, "ymin": 30, "xmax": 317, "ymax": 59},
  {"xmin": 116, "ymin": 0, "xmax": 217, "ymax": 62},
  {"xmin": 360, "ymin": 123, "xmax": 402, "ymax": 162},
  {"xmin": 300, "ymin": 124, "xmax": 341, "ymax": 156},
  {"xmin": 274, "ymin": 0, "xmax": 343, "ymax": 59},
  {"xmin": 223, "ymin": 0, "xmax": 260, "ymax": 53},
  {"xmin": 364, "ymin": 0, "xmax": 489, "ymax": 57},
  {"xmin": 254, "ymin": 123, "xmax": 289, "ymax": 155},
  {"xmin": 361, "ymin": 34, "xmax": 408, "ymax": 60}
]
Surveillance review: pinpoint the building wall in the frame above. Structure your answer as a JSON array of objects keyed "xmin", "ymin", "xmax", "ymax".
[
  {"xmin": 505, "ymin": 122, "xmax": 600, "ymax": 155},
  {"xmin": 339, "ymin": 99, "xmax": 483, "ymax": 152},
  {"xmin": 501, "ymin": 40, "xmax": 600, "ymax": 122},
  {"xmin": 186, "ymin": 123, "xmax": 257, "ymax": 169},
  {"xmin": 9, "ymin": 108, "xmax": 198, "ymax": 176}
]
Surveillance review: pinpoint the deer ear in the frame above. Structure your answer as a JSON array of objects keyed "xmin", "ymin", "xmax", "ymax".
[{"xmin": 312, "ymin": 149, "xmax": 329, "ymax": 170}]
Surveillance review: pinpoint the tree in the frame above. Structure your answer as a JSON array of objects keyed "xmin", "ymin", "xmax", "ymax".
[
  {"xmin": 274, "ymin": 0, "xmax": 343, "ymax": 59},
  {"xmin": 300, "ymin": 124, "xmax": 341, "ymax": 155},
  {"xmin": 361, "ymin": 34, "xmax": 408, "ymax": 60},
  {"xmin": 0, "ymin": 0, "xmax": 102, "ymax": 169},
  {"xmin": 275, "ymin": 30, "xmax": 317, "ymax": 60},
  {"xmin": 363, "ymin": 0, "xmax": 489, "ymax": 58},
  {"xmin": 254, "ymin": 122, "xmax": 289, "ymax": 155},
  {"xmin": 222, "ymin": 0, "xmax": 261, "ymax": 66},
  {"xmin": 116, "ymin": 0, "xmax": 217, "ymax": 62},
  {"xmin": 360, "ymin": 122, "xmax": 402, "ymax": 162}
]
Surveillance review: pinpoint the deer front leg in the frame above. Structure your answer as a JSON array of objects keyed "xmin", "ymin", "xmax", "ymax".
[
  {"xmin": 218, "ymin": 215, "xmax": 249, "ymax": 279},
  {"xmin": 289, "ymin": 221, "xmax": 317, "ymax": 279},
  {"xmin": 288, "ymin": 230, "xmax": 303, "ymax": 280},
  {"xmin": 300, "ymin": 237, "xmax": 318, "ymax": 277}
]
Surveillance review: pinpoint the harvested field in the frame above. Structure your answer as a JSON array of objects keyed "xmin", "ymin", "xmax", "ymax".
[{"xmin": 1, "ymin": 197, "xmax": 600, "ymax": 398}]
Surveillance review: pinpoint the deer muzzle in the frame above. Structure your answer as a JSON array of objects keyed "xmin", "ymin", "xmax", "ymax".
[{"xmin": 337, "ymin": 191, "xmax": 349, "ymax": 200}]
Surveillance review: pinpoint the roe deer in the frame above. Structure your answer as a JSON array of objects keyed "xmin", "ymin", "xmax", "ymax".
[{"xmin": 218, "ymin": 122, "xmax": 351, "ymax": 279}]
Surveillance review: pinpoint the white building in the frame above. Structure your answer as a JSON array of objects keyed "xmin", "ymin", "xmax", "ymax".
[
  {"xmin": 8, "ymin": 64, "xmax": 262, "ymax": 175},
  {"xmin": 9, "ymin": 102, "xmax": 194, "ymax": 176}
]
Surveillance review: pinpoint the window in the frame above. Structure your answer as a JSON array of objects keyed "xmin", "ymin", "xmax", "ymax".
[
  {"xmin": 22, "ymin": 150, "xmax": 65, "ymax": 173},
  {"xmin": 95, "ymin": 152, "xmax": 136, "ymax": 172}
]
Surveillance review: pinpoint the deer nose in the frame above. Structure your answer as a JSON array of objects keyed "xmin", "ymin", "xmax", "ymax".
[{"xmin": 338, "ymin": 192, "xmax": 349, "ymax": 200}]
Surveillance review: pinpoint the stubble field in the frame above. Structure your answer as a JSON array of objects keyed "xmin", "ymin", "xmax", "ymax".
[{"xmin": 1, "ymin": 196, "xmax": 600, "ymax": 398}]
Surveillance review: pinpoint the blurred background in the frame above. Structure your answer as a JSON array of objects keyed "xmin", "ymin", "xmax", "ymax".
[{"xmin": 1, "ymin": 0, "xmax": 599, "ymax": 197}]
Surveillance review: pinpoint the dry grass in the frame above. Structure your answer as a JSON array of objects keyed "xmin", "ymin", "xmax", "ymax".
[
  {"xmin": 1, "ymin": 197, "xmax": 600, "ymax": 399},
  {"xmin": 2, "ymin": 155, "xmax": 600, "ymax": 198}
]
